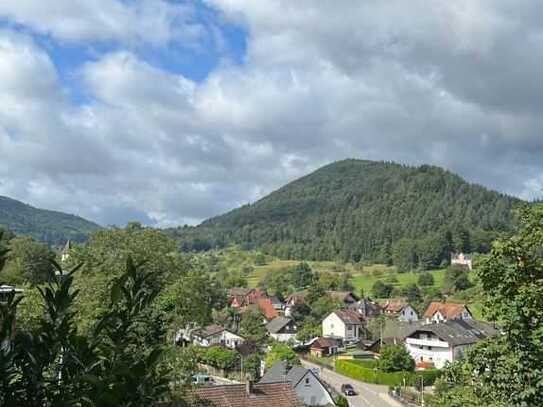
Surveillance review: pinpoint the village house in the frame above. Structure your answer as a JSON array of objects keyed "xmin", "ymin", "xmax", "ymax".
[
  {"xmin": 269, "ymin": 295, "xmax": 284, "ymax": 311},
  {"xmin": 450, "ymin": 252, "xmax": 473, "ymax": 270},
  {"xmin": 309, "ymin": 337, "xmax": 341, "ymax": 357},
  {"xmin": 326, "ymin": 290, "xmax": 359, "ymax": 305},
  {"xmin": 260, "ymin": 361, "xmax": 335, "ymax": 406},
  {"xmin": 256, "ymin": 298, "xmax": 279, "ymax": 321},
  {"xmin": 228, "ymin": 287, "xmax": 266, "ymax": 308},
  {"xmin": 284, "ymin": 291, "xmax": 307, "ymax": 317},
  {"xmin": 181, "ymin": 324, "xmax": 245, "ymax": 349},
  {"xmin": 191, "ymin": 381, "xmax": 303, "ymax": 407},
  {"xmin": 266, "ymin": 317, "xmax": 298, "ymax": 342},
  {"xmin": 404, "ymin": 319, "xmax": 498, "ymax": 368},
  {"xmin": 381, "ymin": 299, "xmax": 419, "ymax": 322},
  {"xmin": 349, "ymin": 297, "xmax": 382, "ymax": 318},
  {"xmin": 424, "ymin": 302, "xmax": 472, "ymax": 322},
  {"xmin": 322, "ymin": 309, "xmax": 364, "ymax": 344},
  {"xmin": 60, "ymin": 240, "xmax": 72, "ymax": 262}
]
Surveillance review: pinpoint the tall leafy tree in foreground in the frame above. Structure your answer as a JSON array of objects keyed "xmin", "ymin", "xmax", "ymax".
[
  {"xmin": 432, "ymin": 204, "xmax": 543, "ymax": 406},
  {"xmin": 0, "ymin": 256, "xmax": 174, "ymax": 406}
]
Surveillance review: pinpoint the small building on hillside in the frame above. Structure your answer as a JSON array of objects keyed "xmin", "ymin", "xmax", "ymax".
[
  {"xmin": 381, "ymin": 299, "xmax": 419, "ymax": 322},
  {"xmin": 266, "ymin": 317, "xmax": 298, "ymax": 342},
  {"xmin": 191, "ymin": 381, "xmax": 303, "ymax": 407},
  {"xmin": 322, "ymin": 309, "xmax": 364, "ymax": 344},
  {"xmin": 260, "ymin": 361, "xmax": 335, "ymax": 406},
  {"xmin": 184, "ymin": 324, "xmax": 245, "ymax": 349},
  {"xmin": 451, "ymin": 252, "xmax": 473, "ymax": 270},
  {"xmin": 349, "ymin": 298, "xmax": 382, "ymax": 318},
  {"xmin": 326, "ymin": 291, "xmax": 360, "ymax": 305},
  {"xmin": 424, "ymin": 302, "xmax": 472, "ymax": 322},
  {"xmin": 269, "ymin": 295, "xmax": 284, "ymax": 311},
  {"xmin": 257, "ymin": 298, "xmax": 279, "ymax": 321},
  {"xmin": 284, "ymin": 291, "xmax": 307, "ymax": 317},
  {"xmin": 309, "ymin": 337, "xmax": 341, "ymax": 357},
  {"xmin": 228, "ymin": 287, "xmax": 266, "ymax": 308},
  {"xmin": 405, "ymin": 319, "xmax": 498, "ymax": 368},
  {"xmin": 61, "ymin": 240, "xmax": 72, "ymax": 262}
]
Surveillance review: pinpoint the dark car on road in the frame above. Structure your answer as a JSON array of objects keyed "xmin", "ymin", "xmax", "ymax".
[{"xmin": 341, "ymin": 384, "xmax": 356, "ymax": 396}]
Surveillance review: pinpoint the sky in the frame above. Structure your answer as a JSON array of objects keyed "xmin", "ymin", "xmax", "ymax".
[{"xmin": 0, "ymin": 0, "xmax": 542, "ymax": 227}]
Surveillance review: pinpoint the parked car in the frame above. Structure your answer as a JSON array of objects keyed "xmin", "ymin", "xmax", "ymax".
[{"xmin": 341, "ymin": 383, "xmax": 356, "ymax": 396}]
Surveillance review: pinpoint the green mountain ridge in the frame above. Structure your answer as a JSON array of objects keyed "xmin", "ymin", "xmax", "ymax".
[
  {"xmin": 169, "ymin": 159, "xmax": 523, "ymax": 264},
  {"xmin": 0, "ymin": 195, "xmax": 101, "ymax": 245}
]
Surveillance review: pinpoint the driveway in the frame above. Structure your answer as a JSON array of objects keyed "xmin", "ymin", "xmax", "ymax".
[{"xmin": 301, "ymin": 360, "xmax": 402, "ymax": 407}]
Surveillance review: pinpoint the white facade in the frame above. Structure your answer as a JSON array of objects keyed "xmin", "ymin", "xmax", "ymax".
[
  {"xmin": 194, "ymin": 330, "xmax": 245, "ymax": 349},
  {"xmin": 405, "ymin": 332, "xmax": 470, "ymax": 369},
  {"xmin": 397, "ymin": 305, "xmax": 419, "ymax": 322},
  {"xmin": 430, "ymin": 309, "xmax": 472, "ymax": 323},
  {"xmin": 322, "ymin": 312, "xmax": 361, "ymax": 342},
  {"xmin": 270, "ymin": 332, "xmax": 297, "ymax": 343},
  {"xmin": 451, "ymin": 253, "xmax": 473, "ymax": 270},
  {"xmin": 293, "ymin": 371, "xmax": 335, "ymax": 406}
]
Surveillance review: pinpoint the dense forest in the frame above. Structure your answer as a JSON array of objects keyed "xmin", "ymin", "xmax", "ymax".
[
  {"xmin": 0, "ymin": 195, "xmax": 100, "ymax": 245},
  {"xmin": 168, "ymin": 160, "xmax": 522, "ymax": 266}
]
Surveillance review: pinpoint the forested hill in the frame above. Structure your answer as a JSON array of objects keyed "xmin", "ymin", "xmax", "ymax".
[
  {"xmin": 0, "ymin": 196, "xmax": 101, "ymax": 245},
  {"xmin": 168, "ymin": 159, "xmax": 523, "ymax": 266}
]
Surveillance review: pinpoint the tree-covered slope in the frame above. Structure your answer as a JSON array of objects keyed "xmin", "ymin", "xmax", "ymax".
[
  {"xmin": 0, "ymin": 195, "xmax": 101, "ymax": 245},
  {"xmin": 169, "ymin": 159, "xmax": 522, "ymax": 264}
]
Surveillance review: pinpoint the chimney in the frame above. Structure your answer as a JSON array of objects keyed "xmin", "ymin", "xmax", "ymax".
[{"xmin": 245, "ymin": 380, "xmax": 253, "ymax": 396}]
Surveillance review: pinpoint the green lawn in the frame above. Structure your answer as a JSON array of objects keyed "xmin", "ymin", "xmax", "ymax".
[
  {"xmin": 247, "ymin": 260, "xmax": 396, "ymax": 288},
  {"xmin": 350, "ymin": 269, "xmax": 446, "ymax": 294}
]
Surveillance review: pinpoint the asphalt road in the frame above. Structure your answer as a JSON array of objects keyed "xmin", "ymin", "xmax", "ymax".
[{"xmin": 301, "ymin": 360, "xmax": 402, "ymax": 407}]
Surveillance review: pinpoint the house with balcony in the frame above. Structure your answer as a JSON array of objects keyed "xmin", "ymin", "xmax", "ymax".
[{"xmin": 405, "ymin": 319, "xmax": 498, "ymax": 368}]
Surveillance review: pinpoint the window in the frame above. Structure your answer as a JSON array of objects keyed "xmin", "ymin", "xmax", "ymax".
[
  {"xmin": 305, "ymin": 378, "xmax": 310, "ymax": 385},
  {"xmin": 347, "ymin": 325, "xmax": 352, "ymax": 331}
]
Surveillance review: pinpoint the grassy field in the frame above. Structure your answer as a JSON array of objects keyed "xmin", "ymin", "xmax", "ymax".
[
  {"xmin": 350, "ymin": 269, "xmax": 446, "ymax": 294},
  {"xmin": 247, "ymin": 260, "xmax": 395, "ymax": 288},
  {"xmin": 203, "ymin": 247, "xmax": 485, "ymax": 319}
]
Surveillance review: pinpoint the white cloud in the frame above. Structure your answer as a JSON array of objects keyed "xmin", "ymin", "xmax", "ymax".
[
  {"xmin": 0, "ymin": 0, "xmax": 201, "ymax": 46},
  {"xmin": 2, "ymin": 1, "xmax": 543, "ymax": 227}
]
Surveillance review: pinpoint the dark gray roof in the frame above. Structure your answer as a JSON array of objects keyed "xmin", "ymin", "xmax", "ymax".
[
  {"xmin": 259, "ymin": 361, "xmax": 309, "ymax": 387},
  {"xmin": 406, "ymin": 319, "xmax": 499, "ymax": 346},
  {"xmin": 269, "ymin": 295, "xmax": 283, "ymax": 305},
  {"xmin": 266, "ymin": 317, "xmax": 293, "ymax": 334},
  {"xmin": 194, "ymin": 324, "xmax": 241, "ymax": 339},
  {"xmin": 349, "ymin": 298, "xmax": 381, "ymax": 317}
]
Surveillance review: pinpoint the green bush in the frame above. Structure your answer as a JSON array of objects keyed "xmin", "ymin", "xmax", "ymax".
[
  {"xmin": 348, "ymin": 359, "xmax": 377, "ymax": 369},
  {"xmin": 335, "ymin": 360, "xmax": 441, "ymax": 387}
]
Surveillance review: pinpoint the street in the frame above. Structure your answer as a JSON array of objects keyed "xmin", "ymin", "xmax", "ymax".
[{"xmin": 301, "ymin": 360, "xmax": 402, "ymax": 407}]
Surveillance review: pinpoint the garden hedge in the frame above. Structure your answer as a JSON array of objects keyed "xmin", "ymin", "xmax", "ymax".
[{"xmin": 335, "ymin": 360, "xmax": 441, "ymax": 387}]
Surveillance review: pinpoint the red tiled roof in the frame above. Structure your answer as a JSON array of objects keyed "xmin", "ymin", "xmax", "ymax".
[
  {"xmin": 191, "ymin": 382, "xmax": 303, "ymax": 407},
  {"xmin": 383, "ymin": 300, "xmax": 408, "ymax": 314},
  {"xmin": 423, "ymin": 302, "xmax": 470, "ymax": 319},
  {"xmin": 257, "ymin": 298, "xmax": 279, "ymax": 320}
]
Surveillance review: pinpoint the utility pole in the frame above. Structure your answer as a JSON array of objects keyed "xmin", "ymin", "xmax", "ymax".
[{"xmin": 420, "ymin": 376, "xmax": 425, "ymax": 407}]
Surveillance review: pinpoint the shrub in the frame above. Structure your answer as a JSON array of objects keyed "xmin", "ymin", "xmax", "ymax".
[
  {"xmin": 335, "ymin": 360, "xmax": 441, "ymax": 387},
  {"xmin": 418, "ymin": 272, "xmax": 435, "ymax": 286}
]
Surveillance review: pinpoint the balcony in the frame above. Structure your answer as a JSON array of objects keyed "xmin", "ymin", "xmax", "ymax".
[{"xmin": 405, "ymin": 337, "xmax": 449, "ymax": 348}]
